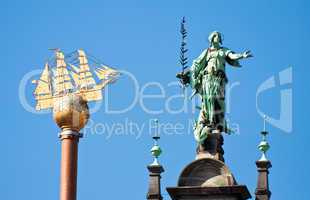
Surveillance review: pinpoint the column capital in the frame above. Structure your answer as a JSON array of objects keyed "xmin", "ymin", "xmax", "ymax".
[
  {"xmin": 147, "ymin": 165, "xmax": 164, "ymax": 174},
  {"xmin": 256, "ymin": 160, "xmax": 272, "ymax": 170}
]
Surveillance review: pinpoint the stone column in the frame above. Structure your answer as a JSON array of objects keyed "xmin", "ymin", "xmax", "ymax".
[
  {"xmin": 147, "ymin": 165, "xmax": 164, "ymax": 200},
  {"xmin": 59, "ymin": 131, "xmax": 81, "ymax": 200},
  {"xmin": 255, "ymin": 160, "xmax": 272, "ymax": 200}
]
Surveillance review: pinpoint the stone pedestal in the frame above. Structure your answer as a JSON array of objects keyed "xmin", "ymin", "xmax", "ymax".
[
  {"xmin": 196, "ymin": 133, "xmax": 225, "ymax": 162},
  {"xmin": 147, "ymin": 165, "xmax": 164, "ymax": 200},
  {"xmin": 255, "ymin": 160, "xmax": 272, "ymax": 200},
  {"xmin": 166, "ymin": 158, "xmax": 251, "ymax": 200}
]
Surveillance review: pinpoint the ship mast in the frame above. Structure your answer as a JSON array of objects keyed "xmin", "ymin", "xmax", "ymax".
[
  {"xmin": 77, "ymin": 49, "xmax": 96, "ymax": 90},
  {"xmin": 54, "ymin": 50, "xmax": 74, "ymax": 96}
]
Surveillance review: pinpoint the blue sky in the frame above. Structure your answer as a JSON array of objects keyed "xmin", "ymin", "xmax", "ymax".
[{"xmin": 1, "ymin": 0, "xmax": 309, "ymax": 199}]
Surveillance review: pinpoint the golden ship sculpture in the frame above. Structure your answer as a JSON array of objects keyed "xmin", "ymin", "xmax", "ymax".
[
  {"xmin": 32, "ymin": 49, "xmax": 119, "ymax": 111},
  {"xmin": 31, "ymin": 49, "xmax": 119, "ymax": 199}
]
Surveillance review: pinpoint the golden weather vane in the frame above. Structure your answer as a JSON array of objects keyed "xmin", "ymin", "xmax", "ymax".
[
  {"xmin": 31, "ymin": 49, "xmax": 120, "ymax": 200},
  {"xmin": 32, "ymin": 49, "xmax": 119, "ymax": 111}
]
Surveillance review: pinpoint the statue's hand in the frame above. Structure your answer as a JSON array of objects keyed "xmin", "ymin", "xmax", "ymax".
[
  {"xmin": 176, "ymin": 72, "xmax": 190, "ymax": 85},
  {"xmin": 242, "ymin": 50, "xmax": 253, "ymax": 58}
]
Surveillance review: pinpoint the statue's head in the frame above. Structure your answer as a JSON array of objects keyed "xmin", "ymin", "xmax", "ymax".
[{"xmin": 208, "ymin": 31, "xmax": 223, "ymax": 45}]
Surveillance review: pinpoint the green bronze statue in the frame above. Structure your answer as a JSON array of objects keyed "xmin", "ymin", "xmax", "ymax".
[{"xmin": 177, "ymin": 31, "xmax": 252, "ymax": 145}]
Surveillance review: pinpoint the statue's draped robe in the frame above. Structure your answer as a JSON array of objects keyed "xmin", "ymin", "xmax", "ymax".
[{"xmin": 189, "ymin": 47, "xmax": 240, "ymax": 143}]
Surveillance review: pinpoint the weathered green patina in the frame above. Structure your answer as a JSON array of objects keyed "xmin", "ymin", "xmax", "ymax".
[{"xmin": 177, "ymin": 31, "xmax": 252, "ymax": 144}]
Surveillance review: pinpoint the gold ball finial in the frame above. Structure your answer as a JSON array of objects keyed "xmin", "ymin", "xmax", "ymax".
[{"xmin": 53, "ymin": 94, "xmax": 90, "ymax": 131}]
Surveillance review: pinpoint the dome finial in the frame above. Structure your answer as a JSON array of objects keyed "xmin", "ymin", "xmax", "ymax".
[
  {"xmin": 258, "ymin": 115, "xmax": 270, "ymax": 161},
  {"xmin": 150, "ymin": 119, "xmax": 162, "ymax": 166}
]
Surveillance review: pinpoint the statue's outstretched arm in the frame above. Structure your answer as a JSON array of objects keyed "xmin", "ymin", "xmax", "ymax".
[{"xmin": 228, "ymin": 50, "xmax": 253, "ymax": 60}]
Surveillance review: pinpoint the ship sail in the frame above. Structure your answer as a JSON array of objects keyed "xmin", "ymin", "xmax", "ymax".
[
  {"xmin": 70, "ymin": 71, "xmax": 80, "ymax": 87},
  {"xmin": 95, "ymin": 68, "xmax": 109, "ymax": 80},
  {"xmin": 69, "ymin": 63, "xmax": 80, "ymax": 73},
  {"xmin": 95, "ymin": 65, "xmax": 119, "ymax": 88},
  {"xmin": 69, "ymin": 63, "xmax": 80, "ymax": 87},
  {"xmin": 54, "ymin": 51, "xmax": 74, "ymax": 95},
  {"xmin": 33, "ymin": 62, "xmax": 53, "ymax": 110},
  {"xmin": 70, "ymin": 49, "xmax": 102, "ymax": 101},
  {"xmin": 77, "ymin": 49, "xmax": 96, "ymax": 90}
]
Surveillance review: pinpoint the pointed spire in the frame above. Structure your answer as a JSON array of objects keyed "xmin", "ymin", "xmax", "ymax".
[{"xmin": 255, "ymin": 115, "xmax": 272, "ymax": 200}]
